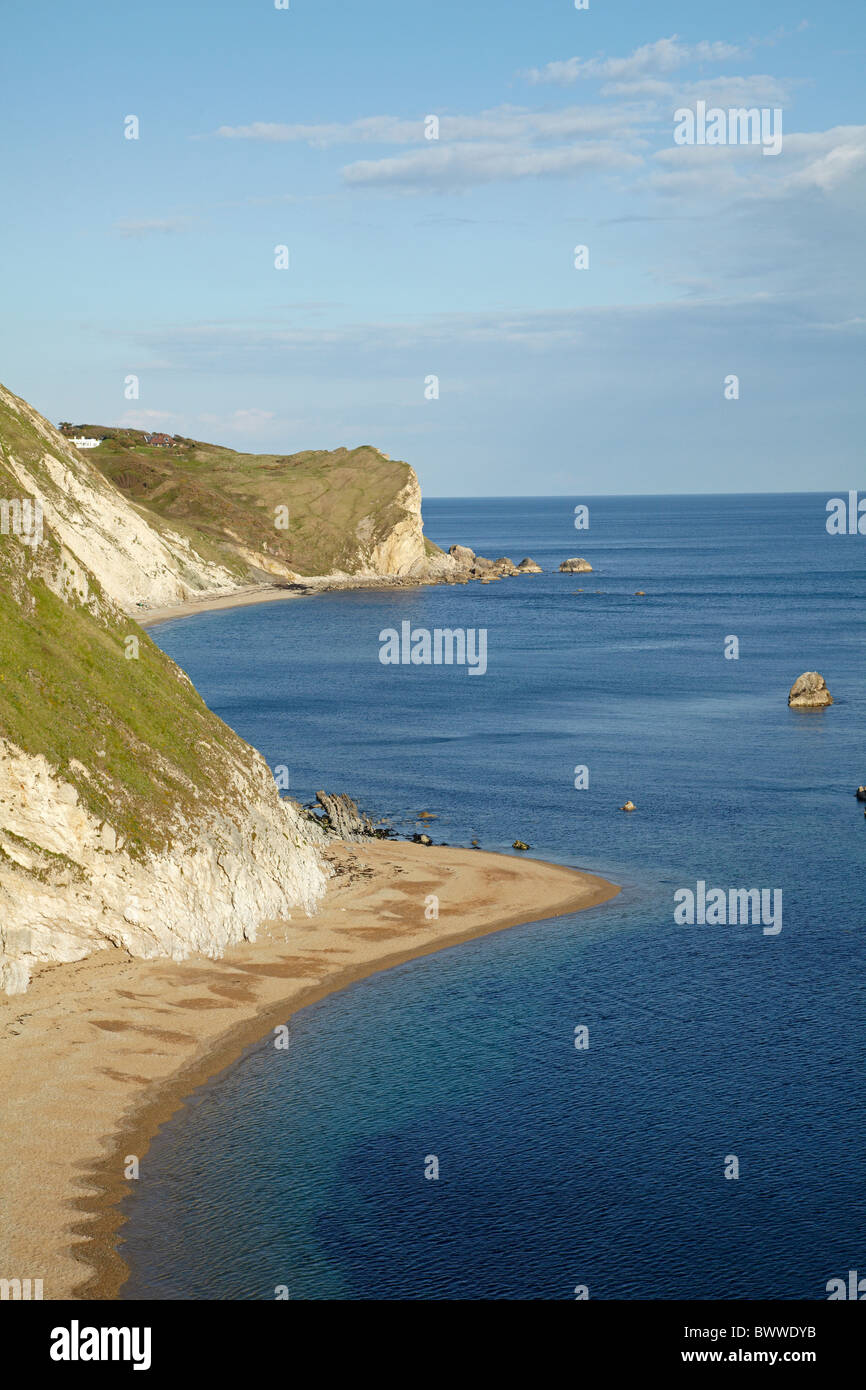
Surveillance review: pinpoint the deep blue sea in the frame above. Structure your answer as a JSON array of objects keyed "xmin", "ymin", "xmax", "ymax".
[{"xmin": 121, "ymin": 494, "xmax": 865, "ymax": 1300}]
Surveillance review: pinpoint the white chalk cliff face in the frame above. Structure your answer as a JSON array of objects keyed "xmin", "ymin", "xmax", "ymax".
[
  {"xmin": 368, "ymin": 472, "xmax": 427, "ymax": 576},
  {"xmin": 0, "ymin": 385, "xmax": 241, "ymax": 611},
  {"xmin": 0, "ymin": 383, "xmax": 329, "ymax": 994},
  {"xmin": 0, "ymin": 744, "xmax": 328, "ymax": 995}
]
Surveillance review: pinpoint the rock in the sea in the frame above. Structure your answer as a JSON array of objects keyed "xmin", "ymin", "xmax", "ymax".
[
  {"xmin": 516, "ymin": 557, "xmax": 542, "ymax": 573},
  {"xmin": 559, "ymin": 557, "xmax": 593, "ymax": 573},
  {"xmin": 787, "ymin": 672, "xmax": 833, "ymax": 709},
  {"xmin": 855, "ymin": 787, "xmax": 866, "ymax": 802},
  {"xmin": 512, "ymin": 839, "xmax": 530, "ymax": 851},
  {"xmin": 620, "ymin": 800, "xmax": 636, "ymax": 812}
]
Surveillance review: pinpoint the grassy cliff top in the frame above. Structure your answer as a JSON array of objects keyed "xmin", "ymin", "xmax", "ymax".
[
  {"xmin": 0, "ymin": 391, "xmax": 270, "ymax": 859},
  {"xmin": 68, "ymin": 425, "xmax": 425, "ymax": 577}
]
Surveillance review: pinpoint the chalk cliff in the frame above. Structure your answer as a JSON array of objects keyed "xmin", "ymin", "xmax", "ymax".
[{"xmin": 0, "ymin": 384, "xmax": 329, "ymax": 993}]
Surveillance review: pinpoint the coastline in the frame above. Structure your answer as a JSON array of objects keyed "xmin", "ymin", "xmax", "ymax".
[
  {"xmin": 137, "ymin": 582, "xmax": 303, "ymax": 627},
  {"xmin": 0, "ymin": 838, "xmax": 619, "ymax": 1301},
  {"xmin": 136, "ymin": 573, "xmax": 444, "ymax": 628}
]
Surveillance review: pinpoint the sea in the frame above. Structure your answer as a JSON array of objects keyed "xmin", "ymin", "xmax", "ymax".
[{"xmin": 119, "ymin": 493, "xmax": 865, "ymax": 1300}]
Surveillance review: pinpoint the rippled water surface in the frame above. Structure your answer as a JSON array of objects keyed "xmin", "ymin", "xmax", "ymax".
[{"xmin": 121, "ymin": 494, "xmax": 866, "ymax": 1299}]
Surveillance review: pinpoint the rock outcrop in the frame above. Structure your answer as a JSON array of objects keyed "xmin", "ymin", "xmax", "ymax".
[
  {"xmin": 312, "ymin": 791, "xmax": 378, "ymax": 840},
  {"xmin": 788, "ymin": 672, "xmax": 833, "ymax": 708},
  {"xmin": 560, "ymin": 557, "xmax": 593, "ymax": 573},
  {"xmin": 0, "ymin": 383, "xmax": 329, "ymax": 993},
  {"xmin": 440, "ymin": 545, "xmax": 539, "ymax": 582}
]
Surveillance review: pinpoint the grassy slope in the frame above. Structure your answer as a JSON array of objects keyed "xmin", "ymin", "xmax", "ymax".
[
  {"xmin": 72, "ymin": 427, "xmax": 429, "ymax": 577},
  {"xmin": 0, "ymin": 395, "xmax": 265, "ymax": 861}
]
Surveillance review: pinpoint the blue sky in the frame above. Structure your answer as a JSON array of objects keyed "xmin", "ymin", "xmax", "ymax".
[{"xmin": 2, "ymin": 0, "xmax": 864, "ymax": 494}]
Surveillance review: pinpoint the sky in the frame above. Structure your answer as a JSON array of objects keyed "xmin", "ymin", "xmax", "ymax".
[{"xmin": 1, "ymin": 0, "xmax": 864, "ymax": 495}]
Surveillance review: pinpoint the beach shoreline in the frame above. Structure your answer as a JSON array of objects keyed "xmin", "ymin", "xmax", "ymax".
[
  {"xmin": 136, "ymin": 573, "xmax": 446, "ymax": 628},
  {"xmin": 0, "ymin": 839, "xmax": 618, "ymax": 1301}
]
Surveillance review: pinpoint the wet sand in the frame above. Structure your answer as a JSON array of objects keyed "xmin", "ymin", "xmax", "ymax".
[{"xmin": 0, "ymin": 839, "xmax": 618, "ymax": 1301}]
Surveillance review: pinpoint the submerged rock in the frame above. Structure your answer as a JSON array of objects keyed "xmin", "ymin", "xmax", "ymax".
[
  {"xmin": 788, "ymin": 672, "xmax": 833, "ymax": 708},
  {"xmin": 560, "ymin": 557, "xmax": 593, "ymax": 573},
  {"xmin": 512, "ymin": 840, "xmax": 530, "ymax": 851}
]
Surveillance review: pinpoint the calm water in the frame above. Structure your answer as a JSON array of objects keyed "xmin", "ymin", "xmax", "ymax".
[{"xmin": 121, "ymin": 494, "xmax": 865, "ymax": 1300}]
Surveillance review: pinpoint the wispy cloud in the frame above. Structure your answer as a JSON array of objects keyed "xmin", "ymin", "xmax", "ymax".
[
  {"xmin": 213, "ymin": 105, "xmax": 643, "ymax": 147},
  {"xmin": 526, "ymin": 37, "xmax": 749, "ymax": 86},
  {"xmin": 342, "ymin": 141, "xmax": 642, "ymax": 192}
]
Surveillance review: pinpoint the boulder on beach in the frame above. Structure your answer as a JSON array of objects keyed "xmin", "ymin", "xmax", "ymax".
[
  {"xmin": 560, "ymin": 557, "xmax": 593, "ymax": 573},
  {"xmin": 516, "ymin": 557, "xmax": 542, "ymax": 573},
  {"xmin": 788, "ymin": 672, "xmax": 833, "ymax": 709}
]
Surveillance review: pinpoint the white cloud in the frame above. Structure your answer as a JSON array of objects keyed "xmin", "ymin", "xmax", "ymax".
[
  {"xmin": 214, "ymin": 116, "xmax": 421, "ymax": 146},
  {"xmin": 214, "ymin": 105, "xmax": 643, "ymax": 147},
  {"xmin": 650, "ymin": 123, "xmax": 866, "ymax": 199},
  {"xmin": 527, "ymin": 37, "xmax": 748, "ymax": 86},
  {"xmin": 341, "ymin": 141, "xmax": 642, "ymax": 191}
]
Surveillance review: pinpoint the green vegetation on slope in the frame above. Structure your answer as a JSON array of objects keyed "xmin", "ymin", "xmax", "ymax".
[
  {"xmin": 67, "ymin": 425, "xmax": 429, "ymax": 577},
  {"xmin": 0, "ymin": 396, "xmax": 262, "ymax": 860}
]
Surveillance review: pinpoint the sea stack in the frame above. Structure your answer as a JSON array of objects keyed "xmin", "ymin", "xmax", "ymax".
[
  {"xmin": 560, "ymin": 557, "xmax": 593, "ymax": 573},
  {"xmin": 788, "ymin": 672, "xmax": 833, "ymax": 708}
]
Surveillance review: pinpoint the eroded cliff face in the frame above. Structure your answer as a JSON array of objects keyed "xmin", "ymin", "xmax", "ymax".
[
  {"xmin": 0, "ymin": 383, "xmax": 329, "ymax": 994},
  {"xmin": 0, "ymin": 743, "xmax": 327, "ymax": 994},
  {"xmin": 0, "ymin": 386, "xmax": 243, "ymax": 611},
  {"xmin": 365, "ymin": 472, "xmax": 428, "ymax": 576}
]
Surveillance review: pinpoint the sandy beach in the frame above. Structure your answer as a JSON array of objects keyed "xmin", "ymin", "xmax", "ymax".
[
  {"xmin": 136, "ymin": 582, "xmax": 302, "ymax": 627},
  {"xmin": 136, "ymin": 573, "xmax": 443, "ymax": 628},
  {"xmin": 0, "ymin": 839, "xmax": 618, "ymax": 1301}
]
